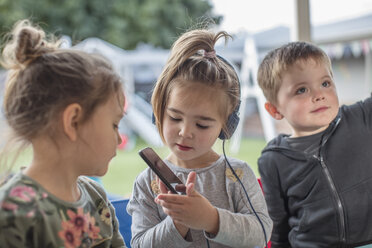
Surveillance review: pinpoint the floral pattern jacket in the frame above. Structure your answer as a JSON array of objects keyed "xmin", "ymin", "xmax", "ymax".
[{"xmin": 0, "ymin": 172, "xmax": 125, "ymax": 248}]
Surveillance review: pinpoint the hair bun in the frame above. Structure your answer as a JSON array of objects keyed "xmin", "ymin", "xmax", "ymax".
[
  {"xmin": 16, "ymin": 26, "xmax": 45, "ymax": 63},
  {"xmin": 1, "ymin": 20, "xmax": 59, "ymax": 69}
]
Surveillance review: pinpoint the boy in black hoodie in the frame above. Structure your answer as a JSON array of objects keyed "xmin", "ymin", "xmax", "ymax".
[{"xmin": 257, "ymin": 41, "xmax": 372, "ymax": 248}]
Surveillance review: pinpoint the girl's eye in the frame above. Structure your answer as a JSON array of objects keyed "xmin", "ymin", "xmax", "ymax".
[
  {"xmin": 295, "ymin": 87, "xmax": 307, "ymax": 95},
  {"xmin": 169, "ymin": 116, "xmax": 181, "ymax": 122},
  {"xmin": 322, "ymin": 81, "xmax": 331, "ymax": 87},
  {"xmin": 197, "ymin": 124, "xmax": 209, "ymax": 129},
  {"xmin": 113, "ymin": 124, "xmax": 119, "ymax": 129}
]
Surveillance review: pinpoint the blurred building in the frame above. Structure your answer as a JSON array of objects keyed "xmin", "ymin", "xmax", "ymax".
[
  {"xmin": 1, "ymin": 13, "xmax": 372, "ymax": 145},
  {"xmin": 218, "ymin": 13, "xmax": 372, "ymax": 105}
]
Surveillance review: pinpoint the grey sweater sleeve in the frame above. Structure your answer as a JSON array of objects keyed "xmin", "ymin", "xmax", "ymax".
[
  {"xmin": 206, "ymin": 163, "xmax": 273, "ymax": 248},
  {"xmin": 127, "ymin": 170, "xmax": 192, "ymax": 248}
]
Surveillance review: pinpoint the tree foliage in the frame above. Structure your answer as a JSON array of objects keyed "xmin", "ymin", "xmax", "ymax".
[{"xmin": 0, "ymin": 0, "xmax": 221, "ymax": 49}]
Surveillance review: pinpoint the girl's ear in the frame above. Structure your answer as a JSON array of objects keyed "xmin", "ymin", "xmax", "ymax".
[
  {"xmin": 62, "ymin": 103, "xmax": 83, "ymax": 141},
  {"xmin": 265, "ymin": 102, "xmax": 284, "ymax": 120}
]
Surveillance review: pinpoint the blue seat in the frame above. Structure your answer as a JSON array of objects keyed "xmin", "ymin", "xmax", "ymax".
[{"xmin": 111, "ymin": 198, "xmax": 132, "ymax": 248}]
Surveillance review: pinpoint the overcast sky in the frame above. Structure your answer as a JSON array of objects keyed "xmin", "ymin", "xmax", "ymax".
[{"xmin": 211, "ymin": 0, "xmax": 372, "ymax": 34}]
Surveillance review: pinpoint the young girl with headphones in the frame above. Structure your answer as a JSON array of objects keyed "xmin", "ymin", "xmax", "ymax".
[{"xmin": 127, "ymin": 29, "xmax": 272, "ymax": 248}]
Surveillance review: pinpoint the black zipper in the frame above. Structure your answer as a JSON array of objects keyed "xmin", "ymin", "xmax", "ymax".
[{"xmin": 318, "ymin": 155, "xmax": 346, "ymax": 244}]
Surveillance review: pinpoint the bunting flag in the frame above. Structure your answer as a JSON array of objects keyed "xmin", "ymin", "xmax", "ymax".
[{"xmin": 320, "ymin": 39, "xmax": 372, "ymax": 59}]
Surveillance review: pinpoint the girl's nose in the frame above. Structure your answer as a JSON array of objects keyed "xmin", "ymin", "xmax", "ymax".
[
  {"xmin": 179, "ymin": 124, "xmax": 193, "ymax": 138},
  {"xmin": 117, "ymin": 132, "xmax": 123, "ymax": 145}
]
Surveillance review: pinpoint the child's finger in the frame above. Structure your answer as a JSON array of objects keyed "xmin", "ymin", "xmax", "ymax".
[
  {"xmin": 186, "ymin": 171, "xmax": 197, "ymax": 186},
  {"xmin": 186, "ymin": 182, "xmax": 195, "ymax": 196},
  {"xmin": 175, "ymin": 184, "xmax": 186, "ymax": 193},
  {"xmin": 157, "ymin": 177, "xmax": 169, "ymax": 193},
  {"xmin": 156, "ymin": 194, "xmax": 184, "ymax": 204},
  {"xmin": 157, "ymin": 201, "xmax": 184, "ymax": 213}
]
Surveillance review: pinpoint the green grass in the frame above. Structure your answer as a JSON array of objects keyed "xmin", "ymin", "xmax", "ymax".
[
  {"xmin": 102, "ymin": 137, "xmax": 266, "ymax": 197},
  {"xmin": 7, "ymin": 137, "xmax": 267, "ymax": 198}
]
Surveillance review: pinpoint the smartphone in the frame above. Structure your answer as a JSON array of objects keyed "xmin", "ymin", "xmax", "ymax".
[{"xmin": 139, "ymin": 147, "xmax": 185, "ymax": 194}]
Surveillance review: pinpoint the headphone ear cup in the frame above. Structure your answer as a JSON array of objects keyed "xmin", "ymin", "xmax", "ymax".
[
  {"xmin": 219, "ymin": 112, "xmax": 240, "ymax": 140},
  {"xmin": 215, "ymin": 55, "xmax": 241, "ymax": 140}
]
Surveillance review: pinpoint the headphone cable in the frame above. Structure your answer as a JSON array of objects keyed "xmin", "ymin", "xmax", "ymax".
[{"xmin": 222, "ymin": 140, "xmax": 268, "ymax": 248}]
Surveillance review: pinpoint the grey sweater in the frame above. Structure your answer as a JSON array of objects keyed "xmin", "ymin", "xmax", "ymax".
[{"xmin": 127, "ymin": 155, "xmax": 272, "ymax": 248}]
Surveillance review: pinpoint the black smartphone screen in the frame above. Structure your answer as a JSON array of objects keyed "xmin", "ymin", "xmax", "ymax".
[{"xmin": 139, "ymin": 147, "xmax": 184, "ymax": 194}]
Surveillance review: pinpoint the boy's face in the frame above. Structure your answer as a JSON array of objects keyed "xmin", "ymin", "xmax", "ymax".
[{"xmin": 266, "ymin": 59, "xmax": 339, "ymax": 137}]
